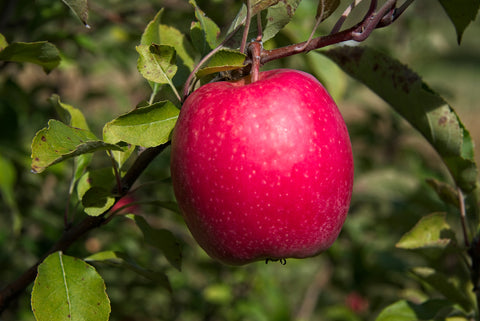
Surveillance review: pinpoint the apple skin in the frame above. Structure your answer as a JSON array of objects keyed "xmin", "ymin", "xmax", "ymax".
[{"xmin": 170, "ymin": 69, "xmax": 353, "ymax": 265}]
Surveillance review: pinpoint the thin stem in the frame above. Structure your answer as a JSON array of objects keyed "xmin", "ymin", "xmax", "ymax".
[
  {"xmin": 167, "ymin": 78, "xmax": 182, "ymax": 103},
  {"xmin": 148, "ymin": 83, "xmax": 159, "ymax": 105},
  {"xmin": 256, "ymin": 14, "xmax": 262, "ymax": 41},
  {"xmin": 296, "ymin": 0, "xmax": 325, "ymax": 52},
  {"xmin": 240, "ymin": 0, "xmax": 253, "ymax": 53},
  {"xmin": 182, "ymin": 24, "xmax": 244, "ymax": 101},
  {"xmin": 458, "ymin": 187, "xmax": 471, "ymax": 248},
  {"xmin": 330, "ymin": 0, "xmax": 364, "ymax": 34},
  {"xmin": 260, "ymin": 0, "xmax": 404, "ymax": 65}
]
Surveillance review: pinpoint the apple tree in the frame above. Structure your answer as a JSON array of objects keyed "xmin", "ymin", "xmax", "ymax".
[{"xmin": 0, "ymin": 0, "xmax": 480, "ymax": 320}]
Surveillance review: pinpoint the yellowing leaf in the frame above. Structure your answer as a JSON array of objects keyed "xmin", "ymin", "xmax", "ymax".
[
  {"xmin": 396, "ymin": 213, "xmax": 453, "ymax": 250},
  {"xmin": 159, "ymin": 24, "xmax": 195, "ymax": 70},
  {"xmin": 196, "ymin": 49, "xmax": 246, "ymax": 78},
  {"xmin": 136, "ymin": 44, "xmax": 177, "ymax": 84}
]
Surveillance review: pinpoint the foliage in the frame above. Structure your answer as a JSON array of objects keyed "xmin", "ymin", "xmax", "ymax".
[{"xmin": 0, "ymin": 0, "xmax": 480, "ymax": 320}]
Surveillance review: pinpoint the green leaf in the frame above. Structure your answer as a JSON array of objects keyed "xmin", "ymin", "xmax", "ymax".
[
  {"xmin": 77, "ymin": 168, "xmax": 116, "ymax": 216},
  {"xmin": 111, "ymin": 143, "xmax": 135, "ymax": 171},
  {"xmin": 140, "ymin": 9, "xmax": 163, "ymax": 46},
  {"xmin": 323, "ymin": 46, "xmax": 478, "ymax": 193},
  {"xmin": 77, "ymin": 168, "xmax": 115, "ymax": 200},
  {"xmin": 136, "ymin": 44, "xmax": 177, "ymax": 84},
  {"xmin": 226, "ymin": 0, "xmax": 301, "ymax": 48},
  {"xmin": 85, "ymin": 251, "xmax": 172, "ymax": 291},
  {"xmin": 132, "ymin": 215, "xmax": 182, "ymax": 271},
  {"xmin": 31, "ymin": 252, "xmax": 110, "ymax": 321},
  {"xmin": 49, "ymin": 94, "xmax": 89, "ymax": 130},
  {"xmin": 251, "ymin": 0, "xmax": 282, "ymax": 14},
  {"xmin": 438, "ymin": 0, "xmax": 480, "ymax": 44},
  {"xmin": 31, "ymin": 120, "xmax": 122, "ymax": 173},
  {"xmin": 0, "ymin": 155, "xmax": 21, "ymax": 233},
  {"xmin": 189, "ymin": 0, "xmax": 220, "ymax": 52},
  {"xmin": 81, "ymin": 187, "xmax": 115, "ymax": 216},
  {"xmin": 0, "ymin": 33, "xmax": 8, "ymax": 51},
  {"xmin": 396, "ymin": 213, "xmax": 453, "ymax": 250},
  {"xmin": 49, "ymin": 94, "xmax": 93, "ymax": 186},
  {"xmin": 103, "ymin": 101, "xmax": 179, "ymax": 147},
  {"xmin": 196, "ymin": 49, "xmax": 247, "ymax": 78},
  {"xmin": 159, "ymin": 24, "xmax": 195, "ymax": 71},
  {"xmin": 375, "ymin": 299, "xmax": 453, "ymax": 321},
  {"xmin": 0, "ymin": 41, "xmax": 61, "ymax": 73},
  {"xmin": 61, "ymin": 0, "xmax": 90, "ymax": 27},
  {"xmin": 411, "ymin": 267, "xmax": 473, "ymax": 311},
  {"xmin": 426, "ymin": 178, "xmax": 460, "ymax": 207},
  {"xmin": 316, "ymin": 0, "xmax": 340, "ymax": 21}
]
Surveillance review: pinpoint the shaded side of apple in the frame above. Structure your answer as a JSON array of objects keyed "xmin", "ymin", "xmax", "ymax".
[{"xmin": 171, "ymin": 69, "xmax": 354, "ymax": 265}]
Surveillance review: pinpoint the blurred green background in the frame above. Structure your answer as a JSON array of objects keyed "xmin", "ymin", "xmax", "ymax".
[{"xmin": 0, "ymin": 0, "xmax": 479, "ymax": 320}]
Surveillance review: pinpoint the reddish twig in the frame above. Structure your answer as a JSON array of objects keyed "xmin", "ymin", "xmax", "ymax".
[
  {"xmin": 240, "ymin": 0, "xmax": 253, "ymax": 53},
  {"xmin": 258, "ymin": 0, "xmax": 409, "ymax": 65}
]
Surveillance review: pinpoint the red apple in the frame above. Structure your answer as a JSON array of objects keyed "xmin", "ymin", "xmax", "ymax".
[{"xmin": 170, "ymin": 69, "xmax": 353, "ymax": 265}]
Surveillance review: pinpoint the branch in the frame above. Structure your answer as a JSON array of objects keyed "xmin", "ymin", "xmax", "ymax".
[
  {"xmin": 0, "ymin": 142, "xmax": 170, "ymax": 313},
  {"xmin": 259, "ymin": 0, "xmax": 409, "ymax": 65}
]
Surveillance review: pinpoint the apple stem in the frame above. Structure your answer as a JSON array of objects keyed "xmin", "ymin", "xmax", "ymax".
[{"xmin": 248, "ymin": 40, "xmax": 262, "ymax": 83}]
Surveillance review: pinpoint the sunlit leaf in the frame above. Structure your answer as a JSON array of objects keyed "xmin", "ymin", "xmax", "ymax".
[
  {"xmin": 396, "ymin": 213, "xmax": 453, "ymax": 250},
  {"xmin": 49, "ymin": 94, "xmax": 93, "ymax": 185},
  {"xmin": 196, "ymin": 49, "xmax": 246, "ymax": 78},
  {"xmin": 323, "ymin": 46, "xmax": 478, "ymax": 193},
  {"xmin": 189, "ymin": 0, "xmax": 220, "ymax": 53},
  {"xmin": 49, "ymin": 94, "xmax": 89, "ymax": 130},
  {"xmin": 31, "ymin": 120, "xmax": 123, "ymax": 173},
  {"xmin": 31, "ymin": 252, "xmax": 110, "ymax": 321},
  {"xmin": 136, "ymin": 44, "xmax": 177, "ymax": 84},
  {"xmin": 375, "ymin": 299, "xmax": 453, "ymax": 321},
  {"xmin": 159, "ymin": 24, "xmax": 195, "ymax": 71},
  {"xmin": 438, "ymin": 0, "xmax": 480, "ymax": 44},
  {"xmin": 85, "ymin": 251, "xmax": 172, "ymax": 291},
  {"xmin": 111, "ymin": 143, "xmax": 135, "ymax": 171},
  {"xmin": 141, "ymin": 9, "xmax": 163, "ymax": 46},
  {"xmin": 61, "ymin": 0, "xmax": 90, "ymax": 27},
  {"xmin": 103, "ymin": 101, "xmax": 179, "ymax": 147},
  {"xmin": 0, "ymin": 41, "xmax": 60, "ymax": 73},
  {"xmin": 131, "ymin": 215, "xmax": 182, "ymax": 271},
  {"xmin": 411, "ymin": 267, "xmax": 473, "ymax": 311}
]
